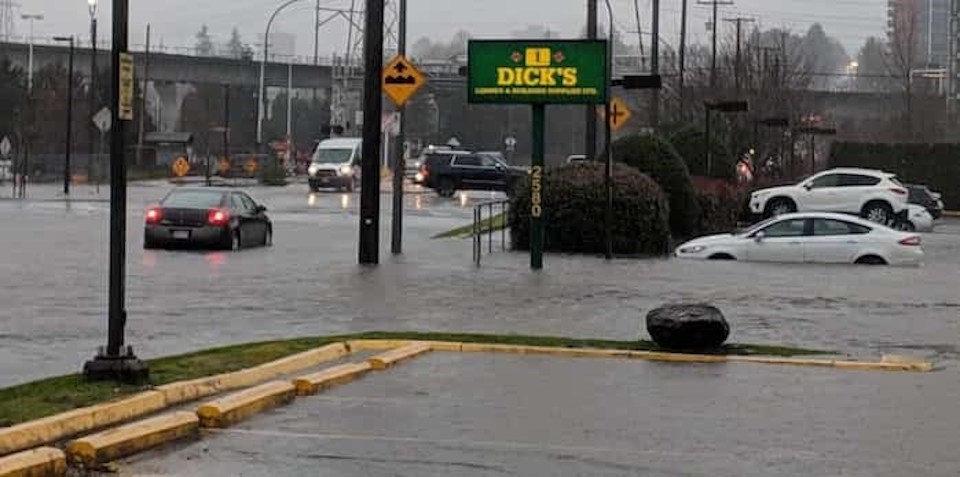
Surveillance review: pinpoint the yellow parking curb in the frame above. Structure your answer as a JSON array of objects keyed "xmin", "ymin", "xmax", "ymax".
[
  {"xmin": 368, "ymin": 343, "xmax": 433, "ymax": 370},
  {"xmin": 293, "ymin": 362, "xmax": 373, "ymax": 396},
  {"xmin": 0, "ymin": 447, "xmax": 66, "ymax": 477},
  {"xmin": 196, "ymin": 381, "xmax": 296, "ymax": 429},
  {"xmin": 156, "ymin": 342, "xmax": 348, "ymax": 405},
  {"xmin": 0, "ymin": 391, "xmax": 166, "ymax": 458},
  {"xmin": 347, "ymin": 340, "xmax": 415, "ymax": 351},
  {"xmin": 65, "ymin": 412, "xmax": 198, "ymax": 469}
]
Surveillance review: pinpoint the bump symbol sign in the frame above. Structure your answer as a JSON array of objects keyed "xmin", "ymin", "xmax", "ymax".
[{"xmin": 382, "ymin": 55, "xmax": 426, "ymax": 108}]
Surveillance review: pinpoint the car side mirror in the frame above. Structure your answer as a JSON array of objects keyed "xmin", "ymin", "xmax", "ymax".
[
  {"xmin": 255, "ymin": 205, "xmax": 267, "ymax": 214},
  {"xmin": 804, "ymin": 183, "xmax": 813, "ymax": 191},
  {"xmin": 754, "ymin": 231, "xmax": 765, "ymax": 243}
]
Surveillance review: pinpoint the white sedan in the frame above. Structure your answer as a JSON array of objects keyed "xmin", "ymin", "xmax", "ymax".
[{"xmin": 676, "ymin": 212, "xmax": 924, "ymax": 266}]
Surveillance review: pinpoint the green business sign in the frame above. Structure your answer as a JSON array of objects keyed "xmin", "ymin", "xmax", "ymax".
[{"xmin": 468, "ymin": 40, "xmax": 608, "ymax": 105}]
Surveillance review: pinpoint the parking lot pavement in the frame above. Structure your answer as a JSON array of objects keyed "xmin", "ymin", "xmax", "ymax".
[
  {"xmin": 123, "ymin": 352, "xmax": 960, "ymax": 477},
  {"xmin": 1, "ymin": 181, "xmax": 960, "ymax": 387}
]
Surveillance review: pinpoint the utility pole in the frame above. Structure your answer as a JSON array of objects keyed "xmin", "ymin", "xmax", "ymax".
[
  {"xmin": 53, "ymin": 36, "xmax": 76, "ymax": 196},
  {"xmin": 698, "ymin": 0, "xmax": 733, "ymax": 89},
  {"xmin": 88, "ymin": 0, "xmax": 98, "ymax": 188},
  {"xmin": 359, "ymin": 0, "xmax": 383, "ymax": 265},
  {"xmin": 135, "ymin": 24, "xmax": 150, "ymax": 168},
  {"xmin": 391, "ymin": 0, "xmax": 407, "ymax": 255},
  {"xmin": 679, "ymin": 0, "xmax": 688, "ymax": 114},
  {"xmin": 586, "ymin": 0, "xmax": 598, "ymax": 160},
  {"xmin": 724, "ymin": 17, "xmax": 754, "ymax": 92}
]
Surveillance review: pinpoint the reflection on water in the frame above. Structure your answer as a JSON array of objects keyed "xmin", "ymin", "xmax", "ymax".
[
  {"xmin": 206, "ymin": 252, "xmax": 226, "ymax": 273},
  {"xmin": 414, "ymin": 194, "xmax": 423, "ymax": 211},
  {"xmin": 340, "ymin": 194, "xmax": 351, "ymax": 210},
  {"xmin": 140, "ymin": 251, "xmax": 157, "ymax": 268},
  {"xmin": 307, "ymin": 193, "xmax": 317, "ymax": 207},
  {"xmin": 459, "ymin": 192, "xmax": 469, "ymax": 208}
]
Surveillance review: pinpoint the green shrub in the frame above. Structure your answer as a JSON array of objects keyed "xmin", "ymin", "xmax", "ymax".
[
  {"xmin": 258, "ymin": 160, "xmax": 288, "ymax": 186},
  {"xmin": 668, "ymin": 127, "xmax": 735, "ymax": 181},
  {"xmin": 612, "ymin": 134, "xmax": 701, "ymax": 239},
  {"xmin": 691, "ymin": 176, "xmax": 746, "ymax": 235},
  {"xmin": 509, "ymin": 162, "xmax": 671, "ymax": 256}
]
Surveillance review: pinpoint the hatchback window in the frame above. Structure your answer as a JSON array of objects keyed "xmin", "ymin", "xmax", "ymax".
[
  {"xmin": 162, "ymin": 190, "xmax": 224, "ymax": 209},
  {"xmin": 838, "ymin": 174, "xmax": 881, "ymax": 187},
  {"xmin": 813, "ymin": 219, "xmax": 871, "ymax": 236},
  {"xmin": 760, "ymin": 219, "xmax": 807, "ymax": 238}
]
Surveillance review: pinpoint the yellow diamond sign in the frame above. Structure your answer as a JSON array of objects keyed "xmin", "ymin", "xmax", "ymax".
[
  {"xmin": 171, "ymin": 156, "xmax": 190, "ymax": 177},
  {"xmin": 382, "ymin": 55, "xmax": 426, "ymax": 108},
  {"xmin": 598, "ymin": 97, "xmax": 632, "ymax": 132}
]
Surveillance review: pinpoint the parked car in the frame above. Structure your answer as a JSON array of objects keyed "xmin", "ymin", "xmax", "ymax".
[
  {"xmin": 308, "ymin": 138, "xmax": 362, "ymax": 192},
  {"xmin": 906, "ymin": 184, "xmax": 944, "ymax": 220},
  {"xmin": 749, "ymin": 168, "xmax": 909, "ymax": 224},
  {"xmin": 675, "ymin": 212, "xmax": 923, "ymax": 266},
  {"xmin": 899, "ymin": 204, "xmax": 934, "ymax": 232},
  {"xmin": 419, "ymin": 152, "xmax": 527, "ymax": 198},
  {"xmin": 144, "ymin": 189, "xmax": 272, "ymax": 251}
]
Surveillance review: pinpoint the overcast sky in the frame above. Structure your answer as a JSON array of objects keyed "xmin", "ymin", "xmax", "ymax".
[{"xmin": 10, "ymin": 0, "xmax": 886, "ymax": 59}]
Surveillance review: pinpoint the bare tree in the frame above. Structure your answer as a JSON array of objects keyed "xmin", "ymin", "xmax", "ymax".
[{"xmin": 887, "ymin": 0, "xmax": 922, "ymax": 134}]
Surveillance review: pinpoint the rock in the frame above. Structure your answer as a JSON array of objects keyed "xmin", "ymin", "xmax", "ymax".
[{"xmin": 646, "ymin": 304, "xmax": 730, "ymax": 351}]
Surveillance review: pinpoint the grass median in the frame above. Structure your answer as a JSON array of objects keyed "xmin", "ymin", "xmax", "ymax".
[{"xmin": 0, "ymin": 331, "xmax": 826, "ymax": 427}]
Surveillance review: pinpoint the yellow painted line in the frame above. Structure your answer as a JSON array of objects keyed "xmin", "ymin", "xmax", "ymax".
[
  {"xmin": 196, "ymin": 381, "xmax": 296, "ymax": 429},
  {"xmin": 292, "ymin": 362, "xmax": 373, "ymax": 396},
  {"xmin": 65, "ymin": 412, "xmax": 198, "ymax": 469},
  {"xmin": 157, "ymin": 342, "xmax": 349, "ymax": 405},
  {"xmin": 0, "ymin": 391, "xmax": 166, "ymax": 458},
  {"xmin": 0, "ymin": 447, "xmax": 66, "ymax": 477},
  {"xmin": 367, "ymin": 343, "xmax": 433, "ymax": 370}
]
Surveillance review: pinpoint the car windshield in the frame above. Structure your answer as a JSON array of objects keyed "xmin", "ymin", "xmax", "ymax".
[
  {"xmin": 162, "ymin": 190, "xmax": 224, "ymax": 209},
  {"xmin": 314, "ymin": 148, "xmax": 353, "ymax": 164}
]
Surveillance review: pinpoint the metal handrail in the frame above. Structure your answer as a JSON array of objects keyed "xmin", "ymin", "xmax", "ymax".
[{"xmin": 473, "ymin": 199, "xmax": 510, "ymax": 266}]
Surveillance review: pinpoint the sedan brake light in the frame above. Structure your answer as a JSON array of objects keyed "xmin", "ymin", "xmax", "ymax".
[
  {"xmin": 899, "ymin": 236, "xmax": 922, "ymax": 247},
  {"xmin": 889, "ymin": 187, "xmax": 907, "ymax": 196},
  {"xmin": 208, "ymin": 209, "xmax": 231, "ymax": 226},
  {"xmin": 145, "ymin": 207, "xmax": 163, "ymax": 224}
]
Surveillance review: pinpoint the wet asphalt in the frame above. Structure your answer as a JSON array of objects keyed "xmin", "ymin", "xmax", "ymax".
[{"xmin": 2, "ymin": 180, "xmax": 960, "ymax": 475}]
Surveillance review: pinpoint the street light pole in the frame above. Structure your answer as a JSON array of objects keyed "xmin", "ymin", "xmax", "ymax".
[
  {"xmin": 603, "ymin": 0, "xmax": 614, "ymax": 260},
  {"xmin": 54, "ymin": 36, "xmax": 76, "ymax": 196},
  {"xmin": 257, "ymin": 0, "xmax": 303, "ymax": 150},
  {"xmin": 359, "ymin": 0, "xmax": 384, "ymax": 265},
  {"xmin": 585, "ymin": 0, "xmax": 598, "ymax": 161},
  {"xmin": 391, "ymin": 0, "xmax": 407, "ymax": 255},
  {"xmin": 88, "ymin": 0, "xmax": 99, "ymax": 190}
]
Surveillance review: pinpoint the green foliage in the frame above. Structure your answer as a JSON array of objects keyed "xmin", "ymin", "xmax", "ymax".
[
  {"xmin": 612, "ymin": 134, "xmax": 701, "ymax": 239},
  {"xmin": 691, "ymin": 177, "xmax": 748, "ymax": 235},
  {"xmin": 509, "ymin": 162, "xmax": 671, "ymax": 256},
  {"xmin": 667, "ymin": 127, "xmax": 735, "ymax": 181},
  {"xmin": 829, "ymin": 142, "xmax": 959, "ymax": 209}
]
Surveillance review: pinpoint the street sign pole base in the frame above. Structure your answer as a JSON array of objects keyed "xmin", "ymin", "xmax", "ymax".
[{"xmin": 83, "ymin": 347, "xmax": 149, "ymax": 384}]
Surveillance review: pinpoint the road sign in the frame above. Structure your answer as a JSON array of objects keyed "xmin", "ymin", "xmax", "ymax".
[
  {"xmin": 171, "ymin": 156, "xmax": 190, "ymax": 177},
  {"xmin": 93, "ymin": 108, "xmax": 112, "ymax": 133},
  {"xmin": 118, "ymin": 53, "xmax": 134, "ymax": 121},
  {"xmin": 0, "ymin": 136, "xmax": 10, "ymax": 157},
  {"xmin": 468, "ymin": 40, "xmax": 609, "ymax": 105},
  {"xmin": 382, "ymin": 55, "xmax": 426, "ymax": 107},
  {"xmin": 504, "ymin": 136, "xmax": 517, "ymax": 152},
  {"xmin": 244, "ymin": 157, "xmax": 258, "ymax": 176},
  {"xmin": 598, "ymin": 97, "xmax": 632, "ymax": 132},
  {"xmin": 219, "ymin": 157, "xmax": 231, "ymax": 176}
]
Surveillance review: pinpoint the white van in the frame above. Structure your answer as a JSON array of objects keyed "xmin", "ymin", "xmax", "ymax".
[{"xmin": 308, "ymin": 138, "xmax": 362, "ymax": 192}]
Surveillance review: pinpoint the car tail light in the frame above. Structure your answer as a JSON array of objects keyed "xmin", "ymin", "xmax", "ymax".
[
  {"xmin": 899, "ymin": 236, "xmax": 922, "ymax": 246},
  {"xmin": 145, "ymin": 207, "xmax": 163, "ymax": 224},
  {"xmin": 420, "ymin": 164, "xmax": 430, "ymax": 178},
  {"xmin": 889, "ymin": 188, "xmax": 907, "ymax": 196},
  {"xmin": 208, "ymin": 209, "xmax": 230, "ymax": 226}
]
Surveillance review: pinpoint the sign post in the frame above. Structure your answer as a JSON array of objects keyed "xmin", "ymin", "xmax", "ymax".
[{"xmin": 468, "ymin": 40, "xmax": 608, "ymax": 270}]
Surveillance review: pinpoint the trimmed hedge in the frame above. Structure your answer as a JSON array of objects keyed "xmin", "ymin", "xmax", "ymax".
[
  {"xmin": 612, "ymin": 134, "xmax": 701, "ymax": 239},
  {"xmin": 830, "ymin": 142, "xmax": 959, "ymax": 210},
  {"xmin": 509, "ymin": 162, "xmax": 671, "ymax": 256},
  {"xmin": 691, "ymin": 176, "xmax": 746, "ymax": 235},
  {"xmin": 668, "ymin": 127, "xmax": 735, "ymax": 181}
]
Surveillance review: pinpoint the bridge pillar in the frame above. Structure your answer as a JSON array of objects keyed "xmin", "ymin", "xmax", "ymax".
[{"xmin": 153, "ymin": 81, "xmax": 187, "ymax": 132}]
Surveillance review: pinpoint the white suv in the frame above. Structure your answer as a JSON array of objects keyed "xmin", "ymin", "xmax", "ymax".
[{"xmin": 750, "ymin": 168, "xmax": 909, "ymax": 224}]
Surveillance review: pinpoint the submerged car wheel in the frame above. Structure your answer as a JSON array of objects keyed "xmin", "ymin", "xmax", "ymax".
[{"xmin": 855, "ymin": 255, "xmax": 887, "ymax": 266}]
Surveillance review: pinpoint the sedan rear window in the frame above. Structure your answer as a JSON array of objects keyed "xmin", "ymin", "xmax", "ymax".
[{"xmin": 162, "ymin": 190, "xmax": 225, "ymax": 209}]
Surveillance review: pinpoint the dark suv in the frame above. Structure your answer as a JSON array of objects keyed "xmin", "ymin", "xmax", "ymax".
[
  {"xmin": 419, "ymin": 152, "xmax": 527, "ymax": 197},
  {"xmin": 907, "ymin": 184, "xmax": 944, "ymax": 219}
]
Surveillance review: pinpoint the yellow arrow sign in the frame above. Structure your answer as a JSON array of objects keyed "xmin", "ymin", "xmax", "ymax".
[
  {"xmin": 244, "ymin": 157, "xmax": 259, "ymax": 176},
  {"xmin": 383, "ymin": 54, "xmax": 426, "ymax": 108},
  {"xmin": 598, "ymin": 97, "xmax": 632, "ymax": 132},
  {"xmin": 171, "ymin": 156, "xmax": 190, "ymax": 177}
]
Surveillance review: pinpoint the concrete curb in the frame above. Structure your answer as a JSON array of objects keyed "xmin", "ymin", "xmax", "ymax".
[
  {"xmin": 196, "ymin": 381, "xmax": 296, "ymax": 429},
  {"xmin": 293, "ymin": 362, "xmax": 373, "ymax": 396},
  {"xmin": 0, "ymin": 447, "xmax": 66, "ymax": 477},
  {"xmin": 0, "ymin": 343, "xmax": 348, "ymax": 458},
  {"xmin": 368, "ymin": 343, "xmax": 433, "ymax": 370},
  {"xmin": 156, "ymin": 342, "xmax": 349, "ymax": 405},
  {"xmin": 942, "ymin": 210, "xmax": 960, "ymax": 218},
  {"xmin": 65, "ymin": 412, "xmax": 198, "ymax": 469},
  {"xmin": 0, "ymin": 391, "xmax": 166, "ymax": 458},
  {"xmin": 347, "ymin": 339, "xmax": 416, "ymax": 351}
]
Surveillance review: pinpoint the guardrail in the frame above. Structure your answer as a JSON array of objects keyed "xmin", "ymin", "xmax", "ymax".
[{"xmin": 473, "ymin": 199, "xmax": 510, "ymax": 267}]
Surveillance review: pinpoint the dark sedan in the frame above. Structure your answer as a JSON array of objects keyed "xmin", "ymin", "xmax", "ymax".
[
  {"xmin": 144, "ymin": 189, "xmax": 272, "ymax": 250},
  {"xmin": 907, "ymin": 184, "xmax": 944, "ymax": 220}
]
